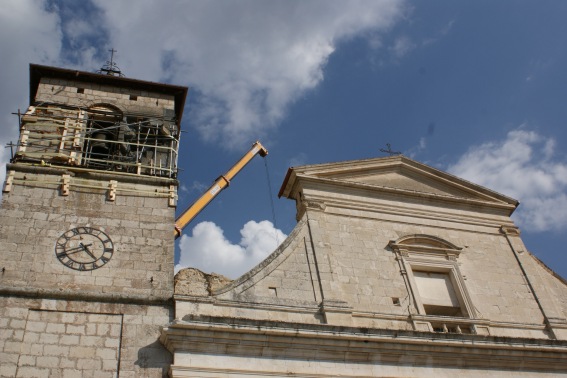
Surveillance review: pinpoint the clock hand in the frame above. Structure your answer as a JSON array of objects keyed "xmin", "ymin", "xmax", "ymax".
[
  {"xmin": 80, "ymin": 243, "xmax": 97, "ymax": 260},
  {"xmin": 63, "ymin": 245, "xmax": 89, "ymax": 254}
]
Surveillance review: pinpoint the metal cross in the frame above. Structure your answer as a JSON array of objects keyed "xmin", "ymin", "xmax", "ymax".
[
  {"xmin": 108, "ymin": 48, "xmax": 117, "ymax": 67},
  {"xmin": 380, "ymin": 143, "xmax": 401, "ymax": 156},
  {"xmin": 97, "ymin": 48, "xmax": 124, "ymax": 77}
]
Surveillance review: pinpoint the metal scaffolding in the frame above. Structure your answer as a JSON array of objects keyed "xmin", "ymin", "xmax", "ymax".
[{"xmin": 12, "ymin": 105, "xmax": 180, "ymax": 179}]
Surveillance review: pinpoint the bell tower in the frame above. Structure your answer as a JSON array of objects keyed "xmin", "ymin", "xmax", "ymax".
[{"xmin": 0, "ymin": 64, "xmax": 187, "ymax": 377}]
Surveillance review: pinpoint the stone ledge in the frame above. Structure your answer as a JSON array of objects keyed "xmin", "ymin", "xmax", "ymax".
[
  {"xmin": 161, "ymin": 316, "xmax": 567, "ymax": 374},
  {"xmin": 6, "ymin": 163, "xmax": 179, "ymax": 186},
  {"xmin": 166, "ymin": 314, "xmax": 567, "ymax": 349},
  {"xmin": 0, "ymin": 285, "xmax": 172, "ymax": 306}
]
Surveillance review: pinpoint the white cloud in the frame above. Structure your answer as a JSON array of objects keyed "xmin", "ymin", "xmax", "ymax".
[
  {"xmin": 0, "ymin": 0, "xmax": 64, "ymax": 185},
  {"xmin": 0, "ymin": 0, "xmax": 62, "ymax": 124},
  {"xmin": 90, "ymin": 0, "xmax": 405, "ymax": 148},
  {"xmin": 405, "ymin": 137, "xmax": 427, "ymax": 158},
  {"xmin": 448, "ymin": 128, "xmax": 567, "ymax": 232},
  {"xmin": 176, "ymin": 220, "xmax": 287, "ymax": 278},
  {"xmin": 178, "ymin": 180, "xmax": 208, "ymax": 196},
  {"xmin": 288, "ymin": 152, "xmax": 309, "ymax": 168},
  {"xmin": 440, "ymin": 19, "xmax": 455, "ymax": 36},
  {"xmin": 390, "ymin": 36, "xmax": 415, "ymax": 58},
  {"xmin": 188, "ymin": 180, "xmax": 208, "ymax": 194},
  {"xmin": 367, "ymin": 34, "xmax": 384, "ymax": 50}
]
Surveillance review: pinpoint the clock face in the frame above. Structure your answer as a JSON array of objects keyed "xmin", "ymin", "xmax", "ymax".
[{"xmin": 55, "ymin": 227, "xmax": 114, "ymax": 271}]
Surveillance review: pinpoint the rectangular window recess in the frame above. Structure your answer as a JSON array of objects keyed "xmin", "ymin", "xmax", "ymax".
[
  {"xmin": 413, "ymin": 270, "xmax": 464, "ymax": 317},
  {"xmin": 129, "ymin": 95, "xmax": 138, "ymax": 101},
  {"xmin": 77, "ymin": 88, "xmax": 85, "ymax": 94},
  {"xmin": 430, "ymin": 322, "xmax": 473, "ymax": 334},
  {"xmin": 423, "ymin": 304, "xmax": 463, "ymax": 317},
  {"xmin": 268, "ymin": 287, "xmax": 277, "ymax": 297}
]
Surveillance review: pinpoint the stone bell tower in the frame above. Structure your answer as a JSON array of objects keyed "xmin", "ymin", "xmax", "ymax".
[{"xmin": 0, "ymin": 64, "xmax": 187, "ymax": 377}]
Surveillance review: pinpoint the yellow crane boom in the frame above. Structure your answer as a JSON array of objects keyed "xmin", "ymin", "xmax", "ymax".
[{"xmin": 174, "ymin": 141, "xmax": 268, "ymax": 239}]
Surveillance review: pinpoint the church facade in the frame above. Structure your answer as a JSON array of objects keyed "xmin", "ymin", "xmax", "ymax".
[
  {"xmin": 163, "ymin": 158, "xmax": 567, "ymax": 376},
  {"xmin": 1, "ymin": 65, "xmax": 567, "ymax": 377}
]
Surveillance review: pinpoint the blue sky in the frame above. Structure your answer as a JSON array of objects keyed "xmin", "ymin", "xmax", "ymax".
[{"xmin": 1, "ymin": 1, "xmax": 566, "ymax": 279}]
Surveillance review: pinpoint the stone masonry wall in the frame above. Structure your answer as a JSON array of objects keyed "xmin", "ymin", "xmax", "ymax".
[
  {"xmin": 0, "ymin": 169, "xmax": 176, "ymax": 376},
  {"xmin": 0, "ymin": 169, "xmax": 175, "ymax": 300},
  {"xmin": 36, "ymin": 79, "xmax": 175, "ymax": 118},
  {"xmin": 0, "ymin": 296, "xmax": 172, "ymax": 378},
  {"xmin": 313, "ymin": 210, "xmax": 544, "ymax": 326}
]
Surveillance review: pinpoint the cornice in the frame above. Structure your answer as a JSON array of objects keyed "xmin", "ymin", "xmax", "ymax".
[
  {"xmin": 0, "ymin": 285, "xmax": 173, "ymax": 306},
  {"xmin": 298, "ymin": 175, "xmax": 517, "ymax": 212},
  {"xmin": 300, "ymin": 193, "xmax": 516, "ymax": 232},
  {"xmin": 161, "ymin": 316, "xmax": 567, "ymax": 366}
]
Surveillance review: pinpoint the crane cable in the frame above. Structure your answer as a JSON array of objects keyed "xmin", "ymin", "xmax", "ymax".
[{"xmin": 263, "ymin": 156, "xmax": 280, "ymax": 246}]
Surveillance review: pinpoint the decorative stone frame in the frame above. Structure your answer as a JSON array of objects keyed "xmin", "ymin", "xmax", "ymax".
[{"xmin": 389, "ymin": 235, "xmax": 488, "ymax": 335}]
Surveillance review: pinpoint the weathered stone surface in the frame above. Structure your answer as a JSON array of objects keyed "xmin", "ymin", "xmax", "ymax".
[
  {"xmin": 0, "ymin": 65, "xmax": 182, "ymax": 378},
  {"xmin": 174, "ymin": 268, "xmax": 232, "ymax": 296},
  {"xmin": 0, "ymin": 297, "xmax": 173, "ymax": 378}
]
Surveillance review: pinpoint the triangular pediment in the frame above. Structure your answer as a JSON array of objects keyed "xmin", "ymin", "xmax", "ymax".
[
  {"xmin": 326, "ymin": 166, "xmax": 492, "ymax": 199},
  {"xmin": 336, "ymin": 169, "xmax": 479, "ymax": 199},
  {"xmin": 279, "ymin": 155, "xmax": 518, "ymax": 208}
]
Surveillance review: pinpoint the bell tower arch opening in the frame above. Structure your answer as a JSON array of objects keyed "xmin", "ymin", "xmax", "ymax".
[{"xmin": 84, "ymin": 103, "xmax": 124, "ymax": 169}]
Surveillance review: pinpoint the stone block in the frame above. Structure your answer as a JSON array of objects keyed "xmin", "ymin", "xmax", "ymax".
[
  {"xmin": 96, "ymin": 347, "xmax": 118, "ymax": 360},
  {"xmin": 36, "ymin": 356, "xmax": 60, "ymax": 368},
  {"xmin": 43, "ymin": 345, "xmax": 69, "ymax": 357},
  {"xmin": 13, "ymin": 366, "xmax": 50, "ymax": 378},
  {"xmin": 59, "ymin": 358, "xmax": 76, "ymax": 369},
  {"xmin": 25, "ymin": 321, "xmax": 47, "ymax": 333},
  {"xmin": 80, "ymin": 335, "xmax": 104, "ymax": 347},
  {"xmin": 59, "ymin": 335, "xmax": 80, "ymax": 345},
  {"xmin": 61, "ymin": 369, "xmax": 82, "ymax": 378},
  {"xmin": 65, "ymin": 324, "xmax": 85, "ymax": 334},
  {"xmin": 76, "ymin": 357, "xmax": 102, "ymax": 370},
  {"xmin": 18, "ymin": 354, "xmax": 37, "ymax": 366},
  {"xmin": 38, "ymin": 333, "xmax": 59, "ymax": 344}
]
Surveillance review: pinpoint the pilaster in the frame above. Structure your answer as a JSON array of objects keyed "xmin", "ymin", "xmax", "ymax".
[{"xmin": 501, "ymin": 226, "xmax": 567, "ymax": 340}]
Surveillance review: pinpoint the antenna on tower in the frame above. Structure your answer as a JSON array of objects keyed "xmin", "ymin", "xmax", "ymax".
[{"xmin": 97, "ymin": 48, "xmax": 125, "ymax": 77}]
